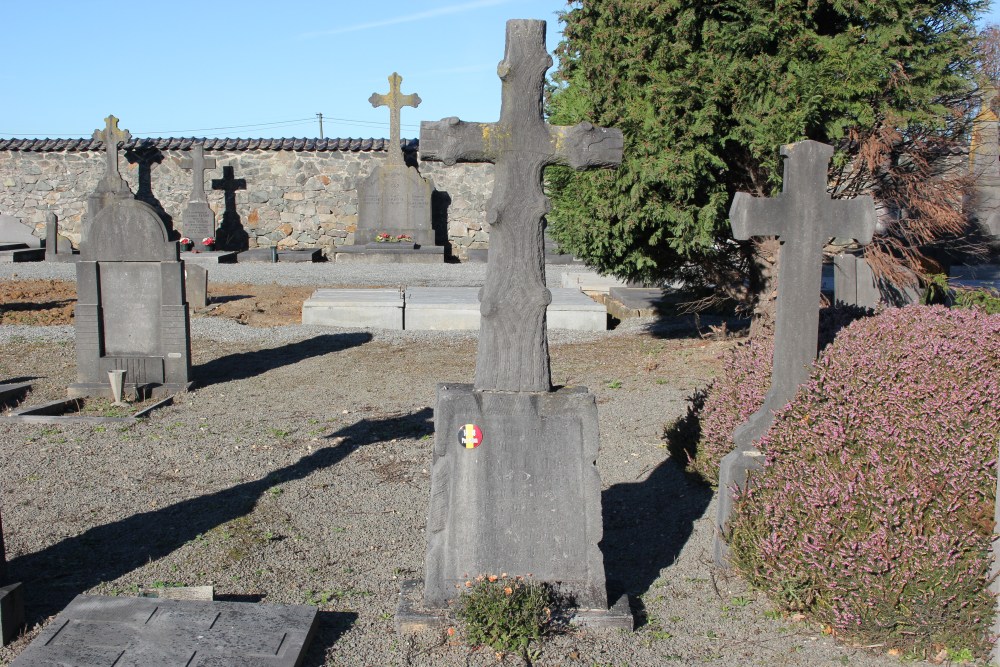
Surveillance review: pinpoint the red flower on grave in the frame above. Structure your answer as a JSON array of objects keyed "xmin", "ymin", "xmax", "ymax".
[
  {"xmin": 201, "ymin": 237, "xmax": 215, "ymax": 246},
  {"xmin": 180, "ymin": 237, "xmax": 191, "ymax": 245}
]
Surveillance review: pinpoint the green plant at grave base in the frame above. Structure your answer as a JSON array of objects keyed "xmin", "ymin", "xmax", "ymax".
[
  {"xmin": 955, "ymin": 286, "xmax": 1000, "ymax": 314},
  {"xmin": 606, "ymin": 380, "xmax": 622, "ymax": 389},
  {"xmin": 454, "ymin": 574, "xmax": 556, "ymax": 660}
]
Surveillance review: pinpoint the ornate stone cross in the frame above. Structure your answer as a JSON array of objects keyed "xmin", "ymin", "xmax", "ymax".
[
  {"xmin": 181, "ymin": 145, "xmax": 216, "ymax": 203},
  {"xmin": 370, "ymin": 72, "xmax": 420, "ymax": 166},
  {"xmin": 420, "ymin": 20, "xmax": 623, "ymax": 392},
  {"xmin": 715, "ymin": 139, "xmax": 877, "ymax": 565},
  {"xmin": 91, "ymin": 114, "xmax": 131, "ymax": 195}
]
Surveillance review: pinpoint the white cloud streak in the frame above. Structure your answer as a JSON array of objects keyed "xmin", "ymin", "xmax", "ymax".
[{"xmin": 300, "ymin": 0, "xmax": 514, "ymax": 38}]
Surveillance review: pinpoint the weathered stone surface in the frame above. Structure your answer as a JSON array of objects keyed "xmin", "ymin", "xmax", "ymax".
[
  {"xmin": 44, "ymin": 212, "xmax": 75, "ymax": 262},
  {"xmin": 833, "ymin": 253, "xmax": 919, "ymax": 308},
  {"xmin": 424, "ymin": 384, "xmax": 607, "ymax": 610},
  {"xmin": 180, "ymin": 145, "xmax": 218, "ymax": 244},
  {"xmin": 0, "ymin": 214, "xmax": 40, "ymax": 247},
  {"xmin": 83, "ymin": 116, "xmax": 133, "ymax": 244},
  {"xmin": 970, "ymin": 88, "xmax": 1000, "ymax": 238},
  {"xmin": 715, "ymin": 140, "xmax": 877, "ymax": 566},
  {"xmin": 10, "ymin": 594, "xmax": 317, "ymax": 667},
  {"xmin": 184, "ymin": 263, "xmax": 208, "ymax": 310},
  {"xmin": 419, "ymin": 19, "xmax": 623, "ymax": 393},
  {"xmin": 70, "ymin": 198, "xmax": 191, "ymax": 398},
  {"xmin": 301, "ymin": 288, "xmax": 403, "ymax": 329}
]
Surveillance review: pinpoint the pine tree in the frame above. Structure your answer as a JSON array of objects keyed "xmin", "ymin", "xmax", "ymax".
[{"xmin": 547, "ymin": 0, "xmax": 986, "ymax": 319}]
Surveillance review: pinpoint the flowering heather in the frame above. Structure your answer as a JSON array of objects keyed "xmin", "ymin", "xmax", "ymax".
[
  {"xmin": 728, "ymin": 305, "xmax": 1000, "ymax": 657},
  {"xmin": 681, "ymin": 305, "xmax": 869, "ymax": 485}
]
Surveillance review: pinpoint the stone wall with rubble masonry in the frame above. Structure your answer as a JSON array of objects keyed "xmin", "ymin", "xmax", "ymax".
[{"xmin": 0, "ymin": 148, "xmax": 495, "ymax": 259}]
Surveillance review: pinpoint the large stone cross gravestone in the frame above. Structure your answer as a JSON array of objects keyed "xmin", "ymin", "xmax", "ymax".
[
  {"xmin": 354, "ymin": 73, "xmax": 436, "ymax": 247},
  {"xmin": 416, "ymin": 19, "xmax": 624, "ymax": 616},
  {"xmin": 70, "ymin": 198, "xmax": 192, "ymax": 398},
  {"xmin": 714, "ymin": 140, "xmax": 876, "ymax": 565},
  {"xmin": 180, "ymin": 145, "xmax": 218, "ymax": 246},
  {"xmin": 84, "ymin": 115, "xmax": 134, "ymax": 244}
]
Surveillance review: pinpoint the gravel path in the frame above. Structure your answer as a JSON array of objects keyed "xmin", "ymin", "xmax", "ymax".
[{"xmin": 0, "ymin": 263, "xmax": 938, "ymax": 666}]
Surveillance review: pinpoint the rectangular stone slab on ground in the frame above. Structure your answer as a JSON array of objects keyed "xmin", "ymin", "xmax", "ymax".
[
  {"xmin": 11, "ymin": 594, "xmax": 317, "ymax": 667},
  {"xmin": 301, "ymin": 288, "xmax": 403, "ymax": 329},
  {"xmin": 423, "ymin": 384, "xmax": 607, "ymax": 609},
  {"xmin": 404, "ymin": 287, "xmax": 605, "ymax": 331}
]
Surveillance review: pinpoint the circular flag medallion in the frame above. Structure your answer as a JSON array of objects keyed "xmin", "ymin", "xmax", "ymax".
[{"xmin": 459, "ymin": 423, "xmax": 483, "ymax": 449}]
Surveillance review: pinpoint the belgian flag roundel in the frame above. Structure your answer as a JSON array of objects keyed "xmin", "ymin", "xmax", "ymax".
[{"xmin": 459, "ymin": 423, "xmax": 483, "ymax": 449}]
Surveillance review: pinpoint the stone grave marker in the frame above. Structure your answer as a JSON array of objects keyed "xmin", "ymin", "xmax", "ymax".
[
  {"xmin": 211, "ymin": 166, "xmax": 248, "ymax": 251},
  {"xmin": 353, "ymin": 73, "xmax": 438, "ymax": 249},
  {"xmin": 44, "ymin": 213, "xmax": 75, "ymax": 262},
  {"xmin": 184, "ymin": 263, "xmax": 208, "ymax": 310},
  {"xmin": 714, "ymin": 140, "xmax": 877, "ymax": 565},
  {"xmin": 69, "ymin": 197, "xmax": 192, "ymax": 398},
  {"xmin": 833, "ymin": 252, "xmax": 919, "ymax": 308},
  {"xmin": 408, "ymin": 19, "xmax": 626, "ymax": 625},
  {"xmin": 0, "ymin": 214, "xmax": 44, "ymax": 262},
  {"xmin": 971, "ymin": 87, "xmax": 1000, "ymax": 239},
  {"xmin": 10, "ymin": 594, "xmax": 317, "ymax": 666},
  {"xmin": 180, "ymin": 144, "xmax": 217, "ymax": 248},
  {"xmin": 83, "ymin": 115, "xmax": 134, "ymax": 244}
]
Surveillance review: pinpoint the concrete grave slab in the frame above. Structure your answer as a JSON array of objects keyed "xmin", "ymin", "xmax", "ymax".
[
  {"xmin": 302, "ymin": 288, "xmax": 403, "ymax": 329},
  {"xmin": 180, "ymin": 250, "xmax": 238, "ymax": 265},
  {"xmin": 403, "ymin": 287, "xmax": 605, "ymax": 331},
  {"xmin": 561, "ymin": 270, "xmax": 630, "ymax": 295},
  {"xmin": 334, "ymin": 245, "xmax": 444, "ymax": 264},
  {"xmin": 239, "ymin": 248, "xmax": 322, "ymax": 263},
  {"xmin": 0, "ymin": 214, "xmax": 44, "ymax": 262},
  {"xmin": 185, "ymin": 263, "xmax": 208, "ymax": 310},
  {"xmin": 11, "ymin": 594, "xmax": 317, "ymax": 667}
]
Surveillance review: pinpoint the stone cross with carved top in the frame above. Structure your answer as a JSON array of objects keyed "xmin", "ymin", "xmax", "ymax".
[
  {"xmin": 370, "ymin": 72, "xmax": 420, "ymax": 166},
  {"xmin": 420, "ymin": 20, "xmax": 623, "ymax": 392},
  {"xmin": 180, "ymin": 145, "xmax": 216, "ymax": 203},
  {"xmin": 91, "ymin": 114, "xmax": 131, "ymax": 195}
]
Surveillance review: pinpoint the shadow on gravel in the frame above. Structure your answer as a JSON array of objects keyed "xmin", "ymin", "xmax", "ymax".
[
  {"xmin": 8, "ymin": 407, "xmax": 433, "ymax": 627},
  {"xmin": 193, "ymin": 332, "xmax": 373, "ymax": 388},
  {"xmin": 301, "ymin": 611, "xmax": 360, "ymax": 667},
  {"xmin": 601, "ymin": 456, "xmax": 713, "ymax": 622}
]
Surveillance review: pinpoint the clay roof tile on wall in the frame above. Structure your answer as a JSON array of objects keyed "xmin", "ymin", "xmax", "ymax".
[{"xmin": 0, "ymin": 136, "xmax": 418, "ymax": 152}]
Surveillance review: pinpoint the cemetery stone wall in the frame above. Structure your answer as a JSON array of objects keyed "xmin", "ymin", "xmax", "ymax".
[{"xmin": 0, "ymin": 139, "xmax": 494, "ymax": 259}]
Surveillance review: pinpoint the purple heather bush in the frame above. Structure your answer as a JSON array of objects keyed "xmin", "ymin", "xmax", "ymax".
[{"xmin": 728, "ymin": 305, "xmax": 1000, "ymax": 657}]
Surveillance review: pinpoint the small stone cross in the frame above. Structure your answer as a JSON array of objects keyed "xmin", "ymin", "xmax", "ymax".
[
  {"xmin": 370, "ymin": 72, "xmax": 420, "ymax": 166},
  {"xmin": 420, "ymin": 20, "xmax": 622, "ymax": 392},
  {"xmin": 181, "ymin": 145, "xmax": 217, "ymax": 203},
  {"xmin": 728, "ymin": 140, "xmax": 877, "ymax": 451},
  {"xmin": 91, "ymin": 114, "xmax": 131, "ymax": 194}
]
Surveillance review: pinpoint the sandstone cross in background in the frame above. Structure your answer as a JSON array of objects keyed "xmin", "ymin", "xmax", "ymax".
[
  {"xmin": 714, "ymin": 140, "xmax": 877, "ymax": 565},
  {"xmin": 83, "ymin": 115, "xmax": 133, "ymax": 243},
  {"xmin": 180, "ymin": 144, "xmax": 218, "ymax": 248},
  {"xmin": 411, "ymin": 19, "xmax": 626, "ymax": 626}
]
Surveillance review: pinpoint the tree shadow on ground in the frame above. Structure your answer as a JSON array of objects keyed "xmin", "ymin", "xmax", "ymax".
[
  {"xmin": 7, "ymin": 407, "xmax": 433, "ymax": 626},
  {"xmin": 601, "ymin": 456, "xmax": 713, "ymax": 619},
  {"xmin": 193, "ymin": 332, "xmax": 372, "ymax": 388}
]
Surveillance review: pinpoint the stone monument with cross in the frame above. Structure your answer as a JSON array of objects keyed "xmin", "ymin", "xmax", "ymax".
[
  {"xmin": 180, "ymin": 144, "xmax": 218, "ymax": 249},
  {"xmin": 353, "ymin": 73, "xmax": 437, "ymax": 249},
  {"xmin": 211, "ymin": 166, "xmax": 249, "ymax": 251},
  {"xmin": 713, "ymin": 140, "xmax": 877, "ymax": 566},
  {"xmin": 402, "ymin": 19, "xmax": 627, "ymax": 627},
  {"xmin": 970, "ymin": 87, "xmax": 1000, "ymax": 240},
  {"xmin": 83, "ymin": 115, "xmax": 134, "ymax": 244}
]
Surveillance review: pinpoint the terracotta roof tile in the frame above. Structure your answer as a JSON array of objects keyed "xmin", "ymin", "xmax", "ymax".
[{"xmin": 0, "ymin": 137, "xmax": 418, "ymax": 152}]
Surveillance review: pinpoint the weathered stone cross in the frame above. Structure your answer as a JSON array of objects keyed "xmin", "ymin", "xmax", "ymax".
[
  {"xmin": 181, "ymin": 145, "xmax": 216, "ymax": 203},
  {"xmin": 92, "ymin": 114, "xmax": 131, "ymax": 195},
  {"xmin": 714, "ymin": 139, "xmax": 877, "ymax": 565},
  {"xmin": 420, "ymin": 20, "xmax": 623, "ymax": 392},
  {"xmin": 370, "ymin": 72, "xmax": 420, "ymax": 167}
]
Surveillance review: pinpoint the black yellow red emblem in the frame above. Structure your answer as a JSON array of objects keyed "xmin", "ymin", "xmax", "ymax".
[{"xmin": 459, "ymin": 423, "xmax": 483, "ymax": 449}]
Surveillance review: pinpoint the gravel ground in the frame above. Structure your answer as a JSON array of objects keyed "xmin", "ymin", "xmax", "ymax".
[{"xmin": 0, "ymin": 263, "xmax": 939, "ymax": 666}]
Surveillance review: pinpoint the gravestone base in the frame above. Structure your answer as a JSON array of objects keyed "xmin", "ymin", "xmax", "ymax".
[
  {"xmin": 424, "ymin": 384, "xmax": 610, "ymax": 612},
  {"xmin": 335, "ymin": 244, "xmax": 445, "ymax": 264},
  {"xmin": 395, "ymin": 579, "xmax": 632, "ymax": 635},
  {"xmin": 10, "ymin": 594, "xmax": 317, "ymax": 666},
  {"xmin": 0, "ymin": 247, "xmax": 45, "ymax": 262},
  {"xmin": 180, "ymin": 250, "xmax": 238, "ymax": 265},
  {"xmin": 239, "ymin": 248, "xmax": 323, "ymax": 263},
  {"xmin": 0, "ymin": 583, "xmax": 25, "ymax": 646},
  {"xmin": 713, "ymin": 447, "xmax": 764, "ymax": 567},
  {"xmin": 67, "ymin": 381, "xmax": 190, "ymax": 401}
]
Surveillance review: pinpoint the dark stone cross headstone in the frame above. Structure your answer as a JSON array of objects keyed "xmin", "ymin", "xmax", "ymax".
[
  {"xmin": 180, "ymin": 145, "xmax": 218, "ymax": 247},
  {"xmin": 44, "ymin": 213, "xmax": 73, "ymax": 262},
  {"xmin": 84, "ymin": 115, "xmax": 134, "ymax": 244},
  {"xmin": 211, "ymin": 166, "xmax": 249, "ymax": 251},
  {"xmin": 414, "ymin": 19, "xmax": 625, "ymax": 621},
  {"xmin": 354, "ymin": 73, "xmax": 436, "ymax": 248},
  {"xmin": 714, "ymin": 140, "xmax": 876, "ymax": 565}
]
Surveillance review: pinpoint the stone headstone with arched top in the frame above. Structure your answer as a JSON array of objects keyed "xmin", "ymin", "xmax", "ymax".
[{"xmin": 70, "ymin": 198, "xmax": 191, "ymax": 398}]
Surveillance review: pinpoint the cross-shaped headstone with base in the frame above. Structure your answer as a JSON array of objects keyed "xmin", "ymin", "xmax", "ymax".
[
  {"xmin": 405, "ymin": 19, "xmax": 631, "ymax": 630},
  {"xmin": 714, "ymin": 139, "xmax": 877, "ymax": 566},
  {"xmin": 92, "ymin": 115, "xmax": 131, "ymax": 196},
  {"xmin": 420, "ymin": 20, "xmax": 623, "ymax": 393},
  {"xmin": 181, "ymin": 144, "xmax": 216, "ymax": 203},
  {"xmin": 369, "ymin": 72, "xmax": 420, "ymax": 167}
]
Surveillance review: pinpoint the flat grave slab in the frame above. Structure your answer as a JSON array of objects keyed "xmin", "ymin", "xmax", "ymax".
[
  {"xmin": 11, "ymin": 594, "xmax": 317, "ymax": 667},
  {"xmin": 950, "ymin": 263, "xmax": 1000, "ymax": 288},
  {"xmin": 561, "ymin": 270, "xmax": 630, "ymax": 295},
  {"xmin": 333, "ymin": 244, "xmax": 444, "ymax": 264},
  {"xmin": 404, "ymin": 287, "xmax": 606, "ymax": 331},
  {"xmin": 239, "ymin": 248, "xmax": 323, "ymax": 263},
  {"xmin": 606, "ymin": 287, "xmax": 676, "ymax": 319},
  {"xmin": 302, "ymin": 288, "xmax": 404, "ymax": 329},
  {"xmin": 0, "ymin": 248, "xmax": 45, "ymax": 263},
  {"xmin": 180, "ymin": 250, "xmax": 238, "ymax": 265}
]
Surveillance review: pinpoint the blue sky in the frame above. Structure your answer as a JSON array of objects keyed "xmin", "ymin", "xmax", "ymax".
[
  {"xmin": 3, "ymin": 0, "xmax": 998, "ymax": 141},
  {"xmin": 2, "ymin": 0, "xmax": 566, "ymax": 140}
]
